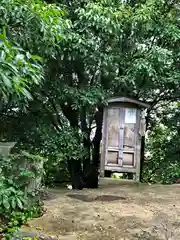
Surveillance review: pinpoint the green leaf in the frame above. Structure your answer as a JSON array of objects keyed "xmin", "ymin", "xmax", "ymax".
[
  {"xmin": 21, "ymin": 88, "xmax": 32, "ymax": 100},
  {"xmin": 31, "ymin": 55, "xmax": 42, "ymax": 62},
  {"xmin": 16, "ymin": 197, "xmax": 23, "ymax": 209},
  {"xmin": 3, "ymin": 195, "xmax": 10, "ymax": 210},
  {"xmin": 0, "ymin": 72, "xmax": 12, "ymax": 87},
  {"xmin": 11, "ymin": 197, "xmax": 16, "ymax": 209}
]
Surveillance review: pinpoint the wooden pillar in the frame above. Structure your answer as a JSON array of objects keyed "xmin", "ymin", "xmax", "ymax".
[
  {"xmin": 135, "ymin": 109, "xmax": 141, "ymax": 182},
  {"xmin": 100, "ymin": 108, "xmax": 107, "ymax": 177},
  {"xmin": 135, "ymin": 144, "xmax": 141, "ymax": 181}
]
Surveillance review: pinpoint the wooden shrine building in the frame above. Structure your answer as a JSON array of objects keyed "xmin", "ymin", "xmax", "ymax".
[{"xmin": 100, "ymin": 97, "xmax": 149, "ymax": 181}]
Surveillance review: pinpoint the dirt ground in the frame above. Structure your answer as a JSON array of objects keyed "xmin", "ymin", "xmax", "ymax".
[{"xmin": 21, "ymin": 180, "xmax": 180, "ymax": 240}]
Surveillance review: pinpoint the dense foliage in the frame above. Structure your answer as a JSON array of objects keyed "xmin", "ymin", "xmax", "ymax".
[
  {"xmin": 0, "ymin": 28, "xmax": 43, "ymax": 105},
  {"xmin": 0, "ymin": 1, "xmax": 180, "ymax": 236},
  {"xmin": 143, "ymin": 102, "xmax": 180, "ymax": 184},
  {"xmin": 0, "ymin": 152, "xmax": 44, "ymax": 238},
  {"xmin": 0, "ymin": 0, "xmax": 180, "ymax": 193}
]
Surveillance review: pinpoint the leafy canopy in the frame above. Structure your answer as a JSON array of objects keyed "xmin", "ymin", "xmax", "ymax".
[{"xmin": 0, "ymin": 0, "xmax": 180, "ymax": 186}]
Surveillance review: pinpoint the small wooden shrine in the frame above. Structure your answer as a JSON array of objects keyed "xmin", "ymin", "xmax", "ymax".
[{"xmin": 100, "ymin": 97, "xmax": 149, "ymax": 181}]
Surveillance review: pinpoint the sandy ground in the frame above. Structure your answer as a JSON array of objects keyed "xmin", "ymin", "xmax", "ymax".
[{"xmin": 21, "ymin": 180, "xmax": 180, "ymax": 240}]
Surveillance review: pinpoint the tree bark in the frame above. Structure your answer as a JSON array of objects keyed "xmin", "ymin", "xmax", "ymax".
[
  {"xmin": 83, "ymin": 107, "xmax": 103, "ymax": 189},
  {"xmin": 140, "ymin": 110, "xmax": 150, "ymax": 182},
  {"xmin": 83, "ymin": 164, "xmax": 99, "ymax": 188},
  {"xmin": 60, "ymin": 103, "xmax": 84, "ymax": 189},
  {"xmin": 80, "ymin": 108, "xmax": 91, "ymax": 173},
  {"xmin": 67, "ymin": 159, "xmax": 84, "ymax": 190}
]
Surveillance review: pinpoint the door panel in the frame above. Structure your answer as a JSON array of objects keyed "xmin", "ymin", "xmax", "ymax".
[
  {"xmin": 107, "ymin": 108, "xmax": 120, "ymax": 148},
  {"xmin": 105, "ymin": 107, "xmax": 137, "ymax": 168},
  {"xmin": 123, "ymin": 152, "xmax": 134, "ymax": 166},
  {"xmin": 123, "ymin": 108, "xmax": 137, "ymax": 167},
  {"xmin": 123, "ymin": 123, "xmax": 136, "ymax": 149},
  {"xmin": 106, "ymin": 108, "xmax": 120, "ymax": 165},
  {"xmin": 107, "ymin": 151, "xmax": 118, "ymax": 164}
]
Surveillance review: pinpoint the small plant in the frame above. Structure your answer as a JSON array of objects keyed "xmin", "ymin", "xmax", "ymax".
[
  {"xmin": 0, "ymin": 179, "xmax": 26, "ymax": 212},
  {"xmin": 111, "ymin": 172, "xmax": 123, "ymax": 179},
  {"xmin": 3, "ymin": 202, "xmax": 43, "ymax": 240},
  {"xmin": 0, "ymin": 152, "xmax": 45, "ymax": 239}
]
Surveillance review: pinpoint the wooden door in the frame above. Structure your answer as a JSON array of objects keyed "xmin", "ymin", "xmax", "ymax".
[
  {"xmin": 122, "ymin": 108, "xmax": 137, "ymax": 167},
  {"xmin": 106, "ymin": 107, "xmax": 121, "ymax": 166},
  {"xmin": 106, "ymin": 107, "xmax": 137, "ymax": 168}
]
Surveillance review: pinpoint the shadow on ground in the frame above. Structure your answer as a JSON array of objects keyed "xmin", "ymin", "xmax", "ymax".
[{"xmin": 67, "ymin": 194, "xmax": 126, "ymax": 202}]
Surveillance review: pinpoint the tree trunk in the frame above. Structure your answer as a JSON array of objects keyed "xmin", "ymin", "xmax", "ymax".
[
  {"xmin": 140, "ymin": 111, "xmax": 150, "ymax": 182},
  {"xmin": 82, "ymin": 137, "xmax": 91, "ymax": 181},
  {"xmin": 83, "ymin": 163, "xmax": 99, "ymax": 188},
  {"xmin": 81, "ymin": 136, "xmax": 91, "ymax": 187},
  {"xmin": 83, "ymin": 107, "xmax": 103, "ymax": 189},
  {"xmin": 67, "ymin": 159, "xmax": 84, "ymax": 190}
]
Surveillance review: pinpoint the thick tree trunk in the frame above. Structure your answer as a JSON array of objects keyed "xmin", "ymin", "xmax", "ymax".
[
  {"xmin": 80, "ymin": 109, "xmax": 91, "ymax": 173},
  {"xmin": 60, "ymin": 103, "xmax": 84, "ymax": 189},
  {"xmin": 83, "ymin": 163, "xmax": 99, "ymax": 188},
  {"xmin": 61, "ymin": 104, "xmax": 102, "ymax": 189},
  {"xmin": 140, "ymin": 112, "xmax": 150, "ymax": 182},
  {"xmin": 67, "ymin": 159, "xmax": 84, "ymax": 190},
  {"xmin": 81, "ymin": 136, "xmax": 91, "ymax": 187},
  {"xmin": 83, "ymin": 107, "xmax": 103, "ymax": 189},
  {"xmin": 82, "ymin": 137, "xmax": 91, "ymax": 181}
]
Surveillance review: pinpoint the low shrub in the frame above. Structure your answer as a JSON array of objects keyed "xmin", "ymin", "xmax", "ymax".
[
  {"xmin": 0, "ymin": 151, "xmax": 45, "ymax": 239},
  {"xmin": 142, "ymin": 161, "xmax": 180, "ymax": 184},
  {"xmin": 142, "ymin": 125, "xmax": 180, "ymax": 184}
]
